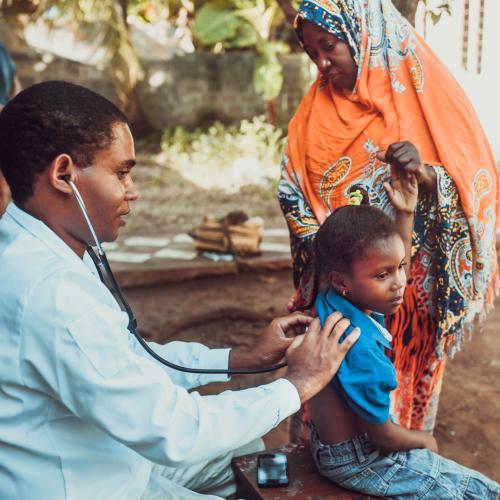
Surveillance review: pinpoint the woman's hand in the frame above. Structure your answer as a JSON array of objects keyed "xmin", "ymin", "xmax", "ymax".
[{"xmin": 377, "ymin": 141, "xmax": 437, "ymax": 197}]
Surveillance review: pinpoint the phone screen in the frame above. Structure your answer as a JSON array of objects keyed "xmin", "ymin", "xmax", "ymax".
[{"xmin": 257, "ymin": 453, "xmax": 289, "ymax": 488}]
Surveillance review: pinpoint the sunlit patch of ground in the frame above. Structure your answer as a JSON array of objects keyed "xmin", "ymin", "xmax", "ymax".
[{"xmin": 124, "ymin": 150, "xmax": 286, "ymax": 235}]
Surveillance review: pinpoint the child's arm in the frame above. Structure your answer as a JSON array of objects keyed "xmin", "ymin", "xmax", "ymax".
[
  {"xmin": 379, "ymin": 143, "xmax": 419, "ymax": 279},
  {"xmin": 385, "ymin": 174, "xmax": 417, "ymax": 279},
  {"xmin": 364, "ymin": 419, "xmax": 438, "ymax": 453}
]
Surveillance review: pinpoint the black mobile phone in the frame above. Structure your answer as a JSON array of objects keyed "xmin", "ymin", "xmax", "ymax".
[{"xmin": 257, "ymin": 453, "xmax": 289, "ymax": 488}]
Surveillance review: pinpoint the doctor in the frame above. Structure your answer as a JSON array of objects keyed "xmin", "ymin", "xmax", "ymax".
[{"xmin": 0, "ymin": 81, "xmax": 359, "ymax": 500}]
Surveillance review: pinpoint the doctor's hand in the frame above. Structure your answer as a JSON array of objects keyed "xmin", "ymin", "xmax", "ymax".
[
  {"xmin": 285, "ymin": 313, "xmax": 360, "ymax": 404},
  {"xmin": 228, "ymin": 312, "xmax": 314, "ymax": 371}
]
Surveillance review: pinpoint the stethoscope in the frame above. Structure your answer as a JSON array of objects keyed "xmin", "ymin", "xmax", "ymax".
[{"xmin": 63, "ymin": 175, "xmax": 288, "ymax": 375}]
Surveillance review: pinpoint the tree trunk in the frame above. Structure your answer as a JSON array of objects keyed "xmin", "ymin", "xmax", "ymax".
[
  {"xmin": 111, "ymin": 0, "xmax": 150, "ymax": 137},
  {"xmin": 118, "ymin": 0, "xmax": 128, "ymax": 27},
  {"xmin": 125, "ymin": 85, "xmax": 151, "ymax": 138},
  {"xmin": 391, "ymin": 0, "xmax": 420, "ymax": 26},
  {"xmin": 265, "ymin": 98, "xmax": 277, "ymax": 126},
  {"xmin": 275, "ymin": 0, "xmax": 297, "ymax": 26}
]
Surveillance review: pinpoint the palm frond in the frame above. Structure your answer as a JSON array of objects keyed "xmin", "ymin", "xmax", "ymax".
[{"xmin": 1, "ymin": 0, "xmax": 139, "ymax": 112}]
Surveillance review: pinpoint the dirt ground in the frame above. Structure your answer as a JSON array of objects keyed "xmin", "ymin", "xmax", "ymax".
[
  {"xmin": 126, "ymin": 270, "xmax": 500, "ymax": 484},
  {"xmin": 121, "ymin": 150, "xmax": 286, "ymax": 235}
]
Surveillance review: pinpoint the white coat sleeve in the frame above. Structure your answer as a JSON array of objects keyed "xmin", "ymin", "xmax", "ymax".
[
  {"xmin": 20, "ymin": 271, "xmax": 301, "ymax": 468},
  {"xmin": 128, "ymin": 334, "xmax": 232, "ymax": 390}
]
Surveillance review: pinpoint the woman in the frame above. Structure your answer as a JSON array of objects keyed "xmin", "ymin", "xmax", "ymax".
[{"xmin": 278, "ymin": 0, "xmax": 499, "ymax": 433}]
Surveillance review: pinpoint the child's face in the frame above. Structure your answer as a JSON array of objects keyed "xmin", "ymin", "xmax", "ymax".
[{"xmin": 341, "ymin": 235, "xmax": 407, "ymax": 316}]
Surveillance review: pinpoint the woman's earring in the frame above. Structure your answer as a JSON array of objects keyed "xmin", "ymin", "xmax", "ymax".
[{"xmin": 342, "ymin": 290, "xmax": 346, "ymax": 297}]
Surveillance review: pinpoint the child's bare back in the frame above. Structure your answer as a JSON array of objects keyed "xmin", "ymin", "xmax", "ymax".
[{"xmin": 309, "ymin": 385, "xmax": 365, "ymax": 444}]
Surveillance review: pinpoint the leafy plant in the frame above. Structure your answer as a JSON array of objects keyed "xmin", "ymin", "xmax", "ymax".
[
  {"xmin": 421, "ymin": 0, "xmax": 453, "ymax": 39},
  {"xmin": 160, "ymin": 116, "xmax": 286, "ymax": 190},
  {"xmin": 192, "ymin": 0, "xmax": 290, "ymax": 107},
  {"xmin": 0, "ymin": 0, "xmax": 148, "ymax": 134}
]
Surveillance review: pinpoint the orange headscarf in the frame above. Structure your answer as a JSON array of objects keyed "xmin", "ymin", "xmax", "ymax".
[{"xmin": 284, "ymin": 0, "xmax": 499, "ymax": 323}]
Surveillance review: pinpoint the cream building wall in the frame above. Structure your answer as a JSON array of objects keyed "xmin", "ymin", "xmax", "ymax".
[{"xmin": 415, "ymin": 0, "xmax": 500, "ymax": 158}]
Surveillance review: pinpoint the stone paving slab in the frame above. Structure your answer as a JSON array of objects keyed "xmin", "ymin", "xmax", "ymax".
[
  {"xmin": 102, "ymin": 228, "xmax": 292, "ymax": 289},
  {"xmin": 101, "ymin": 230, "xmax": 500, "ymax": 289}
]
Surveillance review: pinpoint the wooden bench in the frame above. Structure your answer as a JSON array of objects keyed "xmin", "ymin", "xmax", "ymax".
[{"xmin": 231, "ymin": 439, "xmax": 382, "ymax": 500}]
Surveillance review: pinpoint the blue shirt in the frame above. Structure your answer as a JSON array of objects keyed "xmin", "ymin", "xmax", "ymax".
[
  {"xmin": 316, "ymin": 286, "xmax": 398, "ymax": 425},
  {"xmin": 0, "ymin": 42, "xmax": 16, "ymax": 105}
]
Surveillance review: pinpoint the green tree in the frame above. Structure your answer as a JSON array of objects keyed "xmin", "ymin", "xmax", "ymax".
[
  {"xmin": 275, "ymin": 0, "xmax": 450, "ymax": 28},
  {"xmin": 192, "ymin": 0, "xmax": 292, "ymax": 123},
  {"xmin": 0, "ymin": 0, "xmax": 149, "ymax": 135}
]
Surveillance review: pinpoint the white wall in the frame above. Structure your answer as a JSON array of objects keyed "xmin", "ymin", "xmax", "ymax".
[{"xmin": 415, "ymin": 0, "xmax": 500, "ymax": 158}]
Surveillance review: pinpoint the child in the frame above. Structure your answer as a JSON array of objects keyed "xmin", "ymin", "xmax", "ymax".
[{"xmin": 306, "ymin": 175, "xmax": 500, "ymax": 499}]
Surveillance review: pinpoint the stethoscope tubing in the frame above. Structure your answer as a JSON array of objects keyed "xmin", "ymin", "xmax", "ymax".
[{"xmin": 64, "ymin": 177, "xmax": 288, "ymax": 375}]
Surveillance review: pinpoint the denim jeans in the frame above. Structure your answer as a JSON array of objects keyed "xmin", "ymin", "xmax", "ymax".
[{"xmin": 310, "ymin": 422, "xmax": 499, "ymax": 500}]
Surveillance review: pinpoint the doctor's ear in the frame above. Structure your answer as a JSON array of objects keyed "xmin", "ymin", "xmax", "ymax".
[
  {"xmin": 328, "ymin": 271, "xmax": 347, "ymax": 295},
  {"xmin": 48, "ymin": 154, "xmax": 78, "ymax": 194}
]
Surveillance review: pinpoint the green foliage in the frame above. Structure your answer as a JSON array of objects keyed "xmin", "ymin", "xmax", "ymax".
[
  {"xmin": 160, "ymin": 116, "xmax": 286, "ymax": 189},
  {"xmin": 192, "ymin": 0, "xmax": 290, "ymax": 101},
  {"xmin": 1, "ymin": 0, "xmax": 139, "ymax": 112},
  {"xmin": 127, "ymin": 0, "xmax": 167, "ymax": 23},
  {"xmin": 126, "ymin": 0, "xmax": 207, "ymax": 22},
  {"xmin": 254, "ymin": 42, "xmax": 288, "ymax": 100},
  {"xmin": 224, "ymin": 21, "xmax": 258, "ymax": 48},
  {"xmin": 192, "ymin": 2, "xmax": 256, "ymax": 47},
  {"xmin": 422, "ymin": 0, "xmax": 453, "ymax": 33},
  {"xmin": 429, "ymin": 3, "xmax": 451, "ymax": 25}
]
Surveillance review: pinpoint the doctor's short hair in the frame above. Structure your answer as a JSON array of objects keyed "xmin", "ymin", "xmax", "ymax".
[{"xmin": 0, "ymin": 81, "xmax": 129, "ymax": 203}]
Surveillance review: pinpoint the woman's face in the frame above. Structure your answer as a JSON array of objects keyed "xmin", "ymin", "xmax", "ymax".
[{"xmin": 301, "ymin": 19, "xmax": 357, "ymax": 90}]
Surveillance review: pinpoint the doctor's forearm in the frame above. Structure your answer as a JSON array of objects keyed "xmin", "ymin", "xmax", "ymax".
[{"xmin": 228, "ymin": 347, "xmax": 263, "ymax": 370}]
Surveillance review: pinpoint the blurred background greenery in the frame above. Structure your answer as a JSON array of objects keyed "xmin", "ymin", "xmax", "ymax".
[
  {"xmin": 0, "ymin": 0, "xmax": 429, "ymax": 134},
  {"xmin": 0, "ymin": 0, "xmax": 453, "ymax": 206}
]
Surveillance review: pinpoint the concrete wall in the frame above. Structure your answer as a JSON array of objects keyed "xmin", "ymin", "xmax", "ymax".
[
  {"xmin": 13, "ymin": 49, "xmax": 119, "ymax": 107},
  {"xmin": 138, "ymin": 53, "xmax": 311, "ymax": 129},
  {"xmin": 415, "ymin": 0, "xmax": 500, "ymax": 156},
  {"xmin": 4, "ymin": 38, "xmax": 311, "ymax": 131}
]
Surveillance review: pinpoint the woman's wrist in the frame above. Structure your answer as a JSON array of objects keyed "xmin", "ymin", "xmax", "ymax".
[{"xmin": 419, "ymin": 164, "xmax": 438, "ymax": 197}]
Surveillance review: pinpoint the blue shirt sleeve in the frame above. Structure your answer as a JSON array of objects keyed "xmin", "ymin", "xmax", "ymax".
[{"xmin": 335, "ymin": 347, "xmax": 398, "ymax": 425}]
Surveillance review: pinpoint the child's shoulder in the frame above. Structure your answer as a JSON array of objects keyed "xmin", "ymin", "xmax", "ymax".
[
  {"xmin": 339, "ymin": 322, "xmax": 390, "ymax": 355},
  {"xmin": 339, "ymin": 326, "xmax": 396, "ymax": 380}
]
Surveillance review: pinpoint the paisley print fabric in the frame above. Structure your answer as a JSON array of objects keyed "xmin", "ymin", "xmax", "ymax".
[
  {"xmin": 294, "ymin": 0, "xmax": 361, "ymax": 59},
  {"xmin": 280, "ymin": 0, "xmax": 499, "ymax": 432}
]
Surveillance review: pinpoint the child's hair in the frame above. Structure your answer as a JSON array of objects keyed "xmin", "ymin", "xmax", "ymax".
[{"xmin": 299, "ymin": 186, "xmax": 399, "ymax": 310}]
